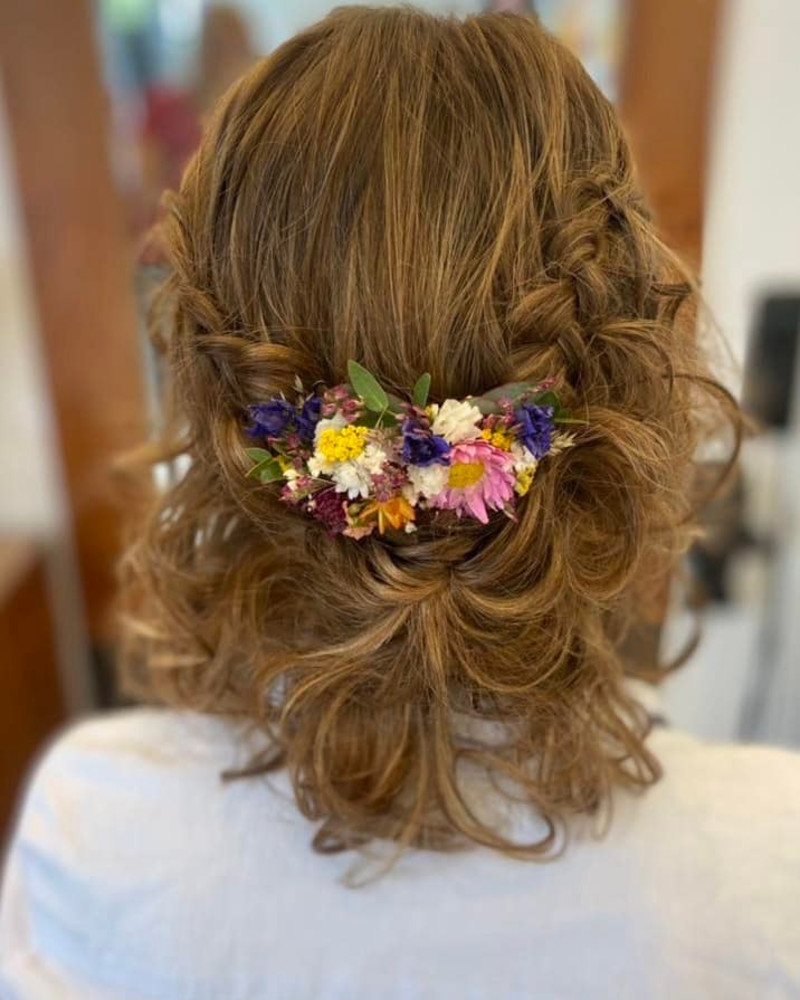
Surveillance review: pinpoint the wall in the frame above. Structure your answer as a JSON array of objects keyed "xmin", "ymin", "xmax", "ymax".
[
  {"xmin": 702, "ymin": 0, "xmax": 800, "ymax": 369},
  {"xmin": 0, "ymin": 84, "xmax": 60, "ymax": 537},
  {"xmin": 661, "ymin": 0, "xmax": 800, "ymax": 746}
]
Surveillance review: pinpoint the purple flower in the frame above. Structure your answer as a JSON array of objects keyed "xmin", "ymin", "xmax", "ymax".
[
  {"xmin": 309, "ymin": 488, "xmax": 349, "ymax": 535},
  {"xmin": 514, "ymin": 403, "xmax": 554, "ymax": 459},
  {"xmin": 371, "ymin": 466, "xmax": 408, "ymax": 502},
  {"xmin": 248, "ymin": 399, "xmax": 295, "ymax": 438},
  {"xmin": 296, "ymin": 395, "xmax": 322, "ymax": 440},
  {"xmin": 401, "ymin": 419, "xmax": 450, "ymax": 467}
]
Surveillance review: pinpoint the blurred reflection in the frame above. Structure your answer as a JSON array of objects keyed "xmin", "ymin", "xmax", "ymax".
[
  {"xmin": 139, "ymin": 6, "xmax": 255, "ymax": 226},
  {"xmin": 99, "ymin": 0, "xmax": 623, "ymax": 237},
  {"xmin": 100, "ymin": 1, "xmax": 257, "ymax": 235}
]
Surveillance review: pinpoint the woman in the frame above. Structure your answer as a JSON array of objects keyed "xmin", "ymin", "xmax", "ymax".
[{"xmin": 2, "ymin": 8, "xmax": 798, "ymax": 999}]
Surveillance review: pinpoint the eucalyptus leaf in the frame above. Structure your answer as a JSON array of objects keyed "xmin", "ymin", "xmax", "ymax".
[
  {"xmin": 472, "ymin": 396, "xmax": 501, "ymax": 416},
  {"xmin": 532, "ymin": 390, "xmax": 559, "ymax": 409},
  {"xmin": 411, "ymin": 372, "xmax": 431, "ymax": 409},
  {"xmin": 484, "ymin": 382, "xmax": 536, "ymax": 403},
  {"xmin": 347, "ymin": 360, "xmax": 389, "ymax": 413}
]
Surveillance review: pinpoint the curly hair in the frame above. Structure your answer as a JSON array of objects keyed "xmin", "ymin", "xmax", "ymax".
[{"xmin": 119, "ymin": 6, "xmax": 741, "ymax": 860}]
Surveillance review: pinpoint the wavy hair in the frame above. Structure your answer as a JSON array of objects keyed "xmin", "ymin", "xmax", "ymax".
[{"xmin": 120, "ymin": 7, "xmax": 741, "ymax": 859}]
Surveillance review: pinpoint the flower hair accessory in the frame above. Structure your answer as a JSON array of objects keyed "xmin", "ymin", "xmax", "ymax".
[{"xmin": 244, "ymin": 361, "xmax": 578, "ymax": 539}]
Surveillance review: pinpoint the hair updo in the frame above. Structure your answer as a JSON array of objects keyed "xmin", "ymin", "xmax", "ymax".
[{"xmin": 120, "ymin": 6, "xmax": 740, "ymax": 859}]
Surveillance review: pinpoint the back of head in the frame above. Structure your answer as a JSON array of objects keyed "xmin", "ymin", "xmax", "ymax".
[{"xmin": 122, "ymin": 6, "xmax": 739, "ymax": 856}]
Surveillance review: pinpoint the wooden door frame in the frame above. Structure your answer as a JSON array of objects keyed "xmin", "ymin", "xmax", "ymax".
[
  {"xmin": 0, "ymin": 0, "xmax": 146, "ymax": 651},
  {"xmin": 619, "ymin": 0, "xmax": 722, "ymax": 266}
]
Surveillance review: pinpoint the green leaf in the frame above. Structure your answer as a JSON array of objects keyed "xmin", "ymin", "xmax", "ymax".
[
  {"xmin": 245, "ymin": 447, "xmax": 272, "ymax": 463},
  {"xmin": 532, "ymin": 390, "xmax": 560, "ymax": 409},
  {"xmin": 258, "ymin": 461, "xmax": 285, "ymax": 483},
  {"xmin": 360, "ymin": 409, "xmax": 398, "ymax": 429},
  {"xmin": 347, "ymin": 360, "xmax": 389, "ymax": 413},
  {"xmin": 411, "ymin": 372, "xmax": 431, "ymax": 409},
  {"xmin": 246, "ymin": 457, "xmax": 284, "ymax": 483}
]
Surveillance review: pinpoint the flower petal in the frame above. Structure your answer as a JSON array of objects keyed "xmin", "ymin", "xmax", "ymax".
[{"xmin": 467, "ymin": 491, "xmax": 489, "ymax": 523}]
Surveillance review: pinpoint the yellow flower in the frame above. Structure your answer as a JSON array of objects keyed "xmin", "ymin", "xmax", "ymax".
[
  {"xmin": 316, "ymin": 425, "xmax": 369, "ymax": 463},
  {"xmin": 362, "ymin": 496, "xmax": 416, "ymax": 534},
  {"xmin": 481, "ymin": 427, "xmax": 514, "ymax": 451},
  {"xmin": 515, "ymin": 466, "xmax": 537, "ymax": 496}
]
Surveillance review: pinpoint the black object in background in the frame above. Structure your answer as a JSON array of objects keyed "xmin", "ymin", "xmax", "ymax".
[{"xmin": 743, "ymin": 293, "xmax": 800, "ymax": 430}]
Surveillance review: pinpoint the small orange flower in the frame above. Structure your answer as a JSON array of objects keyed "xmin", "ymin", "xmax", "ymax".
[{"xmin": 362, "ymin": 496, "xmax": 416, "ymax": 534}]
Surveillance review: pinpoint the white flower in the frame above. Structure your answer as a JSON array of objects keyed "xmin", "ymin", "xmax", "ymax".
[
  {"xmin": 330, "ymin": 442, "xmax": 389, "ymax": 499},
  {"xmin": 331, "ymin": 462, "xmax": 372, "ymax": 499},
  {"xmin": 403, "ymin": 463, "xmax": 449, "ymax": 503},
  {"xmin": 308, "ymin": 453, "xmax": 332, "ymax": 477},
  {"xmin": 431, "ymin": 399, "xmax": 483, "ymax": 444},
  {"xmin": 361, "ymin": 442, "xmax": 390, "ymax": 474},
  {"xmin": 510, "ymin": 442, "xmax": 538, "ymax": 474}
]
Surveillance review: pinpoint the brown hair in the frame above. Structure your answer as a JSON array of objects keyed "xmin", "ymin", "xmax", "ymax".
[{"xmin": 120, "ymin": 7, "xmax": 740, "ymax": 860}]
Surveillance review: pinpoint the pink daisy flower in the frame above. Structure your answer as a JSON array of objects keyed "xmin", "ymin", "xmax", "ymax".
[{"xmin": 430, "ymin": 439, "xmax": 515, "ymax": 523}]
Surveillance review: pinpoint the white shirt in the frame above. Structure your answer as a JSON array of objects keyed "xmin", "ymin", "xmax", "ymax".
[{"xmin": 1, "ymin": 704, "xmax": 799, "ymax": 1000}]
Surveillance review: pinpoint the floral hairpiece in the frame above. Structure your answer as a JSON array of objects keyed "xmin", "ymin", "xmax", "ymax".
[{"xmin": 244, "ymin": 361, "xmax": 578, "ymax": 539}]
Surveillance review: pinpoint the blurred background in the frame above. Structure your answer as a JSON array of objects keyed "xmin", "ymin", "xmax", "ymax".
[{"xmin": 1, "ymin": 0, "xmax": 799, "ymax": 841}]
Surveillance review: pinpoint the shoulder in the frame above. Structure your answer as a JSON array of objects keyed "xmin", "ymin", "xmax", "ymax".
[
  {"xmin": 28, "ymin": 704, "xmax": 246, "ymax": 769},
  {"xmin": 3, "ymin": 708, "xmax": 250, "ymax": 845},
  {"xmin": 15, "ymin": 705, "xmax": 272, "ymax": 816},
  {"xmin": 4, "ymin": 706, "xmax": 270, "ymax": 866},
  {"xmin": 623, "ymin": 727, "xmax": 800, "ymax": 906},
  {"xmin": 0, "ymin": 708, "xmax": 279, "ymax": 1000},
  {"xmin": 648, "ymin": 725, "xmax": 800, "ymax": 807}
]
